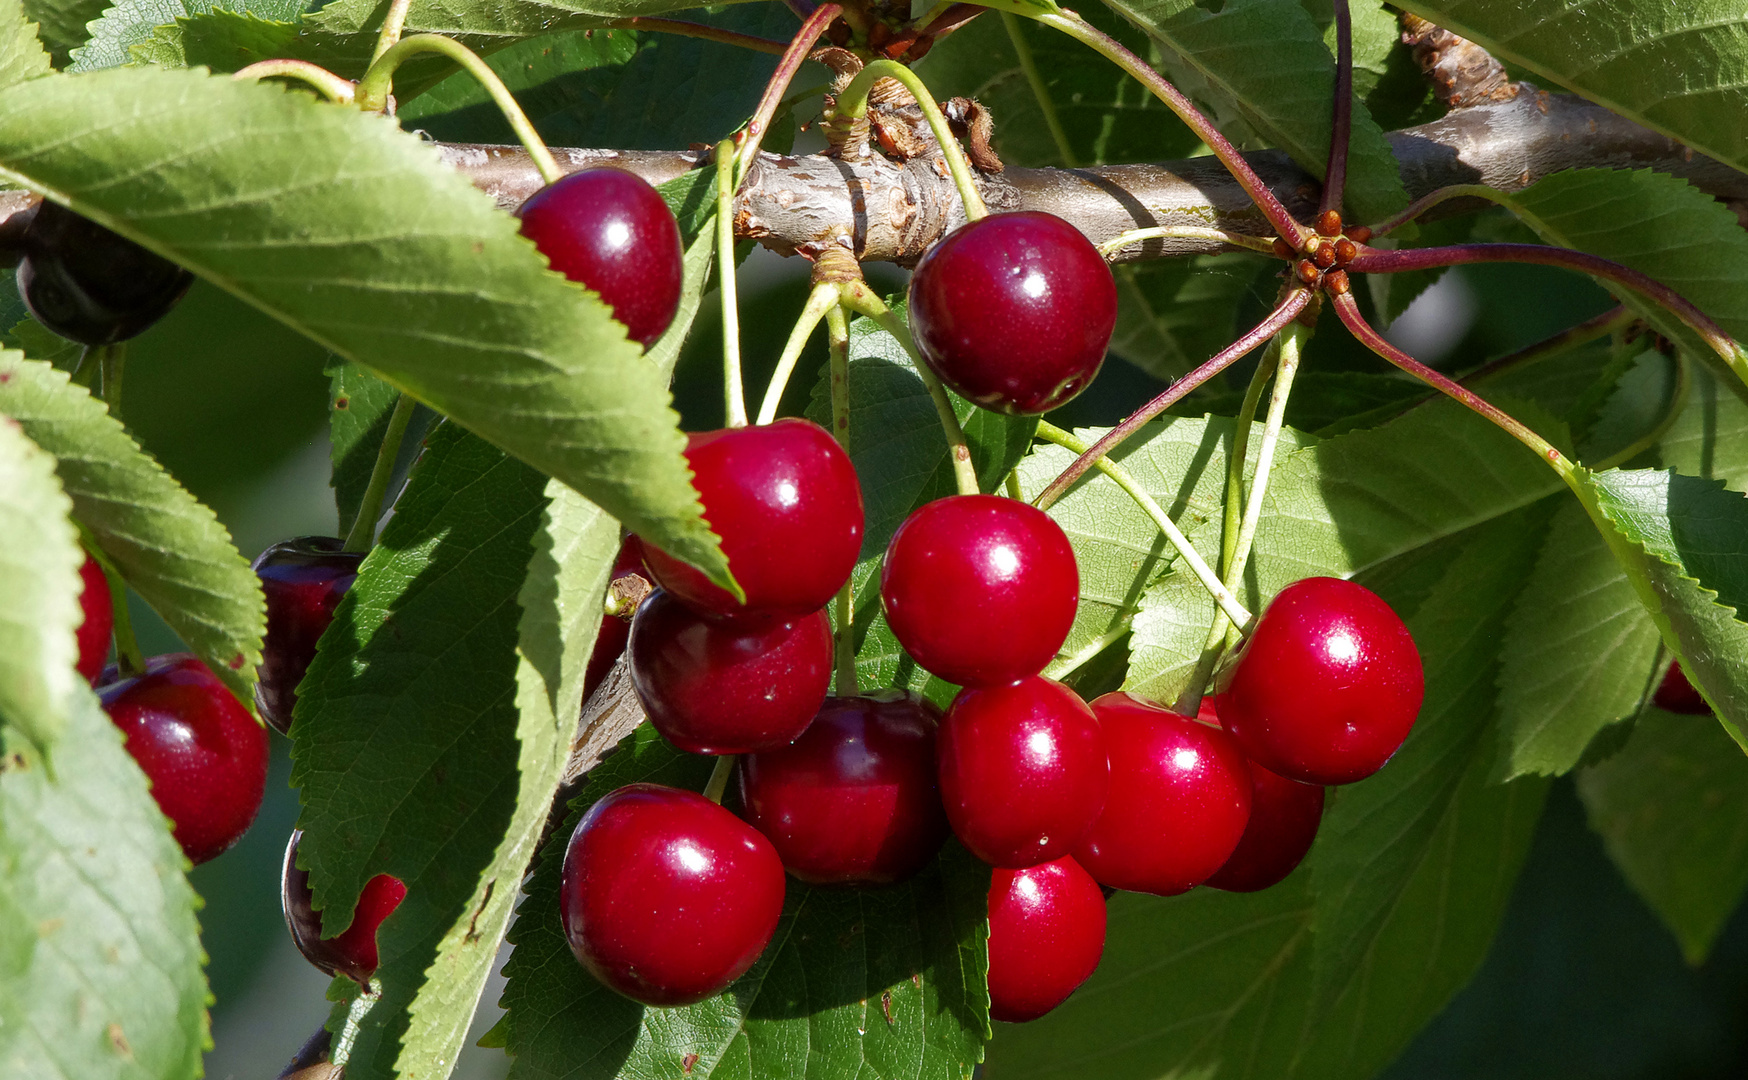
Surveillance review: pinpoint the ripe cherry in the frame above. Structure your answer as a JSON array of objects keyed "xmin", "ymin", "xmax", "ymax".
[
  {"xmin": 881, "ymin": 495, "xmax": 1078, "ymax": 688},
  {"xmin": 252, "ymin": 536, "xmax": 364, "ymax": 735},
  {"xmin": 641, "ymin": 419, "xmax": 864, "ymax": 619},
  {"xmin": 98, "ymin": 653, "xmax": 268, "ymax": 864},
  {"xmin": 987, "ymin": 855, "xmax": 1107, "ymax": 1023},
  {"xmin": 1219, "ymin": 577, "xmax": 1424, "ymax": 786},
  {"xmin": 17, "ymin": 200, "xmax": 193, "ymax": 346},
  {"xmin": 907, "ymin": 211, "xmax": 1116, "ymax": 415},
  {"xmin": 1653, "ymin": 660, "xmax": 1712, "ymax": 715},
  {"xmin": 1072, "ymin": 692, "xmax": 1251, "ymax": 895},
  {"xmin": 582, "ymin": 537, "xmax": 648, "ymax": 704},
  {"xmin": 560, "ymin": 783, "xmax": 786, "ymax": 1006},
  {"xmin": 738, "ymin": 693, "xmax": 949, "ymax": 886},
  {"xmin": 516, "ymin": 168, "xmax": 683, "ymax": 349},
  {"xmin": 281, "ymin": 830, "xmax": 407, "ymax": 984},
  {"xmin": 937, "ymin": 676, "xmax": 1107, "ymax": 868},
  {"xmin": 76, "ymin": 553, "xmax": 113, "ymax": 684},
  {"xmin": 1195, "ymin": 696, "xmax": 1324, "ymax": 893}
]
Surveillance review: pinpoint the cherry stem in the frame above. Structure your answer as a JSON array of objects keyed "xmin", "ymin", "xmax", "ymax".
[
  {"xmin": 737, "ymin": 3, "xmax": 842, "ymax": 189},
  {"xmin": 1034, "ymin": 288, "xmax": 1313, "ymax": 510},
  {"xmin": 1041, "ymin": 622, "xmax": 1129, "ymax": 682},
  {"xmin": 370, "ymin": 0, "xmax": 414, "ymax": 66},
  {"xmin": 1320, "ymin": 0, "xmax": 1353, "ymax": 218},
  {"xmin": 606, "ymin": 18, "xmax": 788, "ymax": 56},
  {"xmin": 1460, "ymin": 305, "xmax": 1633, "ymax": 388},
  {"xmin": 1036, "ymin": 10, "xmax": 1309, "ymax": 246},
  {"xmin": 344, "ymin": 393, "xmax": 418, "ymax": 552},
  {"xmin": 231, "ymin": 60, "xmax": 358, "ymax": 103},
  {"xmin": 715, "ymin": 140, "xmax": 748, "ymax": 428},
  {"xmin": 702, "ymin": 754, "xmax": 735, "ymax": 804},
  {"xmin": 757, "ymin": 281, "xmax": 839, "ymax": 425},
  {"xmin": 1098, "ymin": 226, "xmax": 1281, "ymax": 260},
  {"xmin": 825, "ymin": 302, "xmax": 859, "ymax": 697},
  {"xmin": 94, "ymin": 342, "xmax": 126, "ymax": 422},
  {"xmin": 1003, "ymin": 12, "xmax": 1078, "ymax": 168},
  {"xmin": 1365, "ymin": 183, "xmax": 1502, "ymax": 238},
  {"xmin": 1035, "ymin": 420, "xmax": 1253, "ymax": 629},
  {"xmin": 836, "ymin": 60, "xmax": 989, "ymax": 222},
  {"xmin": 1221, "ymin": 336, "xmax": 1281, "ymax": 579},
  {"xmin": 358, "ymin": 36, "xmax": 562, "ymax": 185},
  {"xmin": 80, "ymin": 530, "xmax": 144, "ymax": 679}
]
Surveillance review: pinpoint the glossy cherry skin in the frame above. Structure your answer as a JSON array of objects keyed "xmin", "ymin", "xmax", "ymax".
[
  {"xmin": 17, "ymin": 200, "xmax": 194, "ymax": 346},
  {"xmin": 1653, "ymin": 660, "xmax": 1712, "ymax": 715},
  {"xmin": 987, "ymin": 855, "xmax": 1107, "ymax": 1023},
  {"xmin": 560, "ymin": 783, "xmax": 786, "ymax": 1006},
  {"xmin": 642, "ymin": 419, "xmax": 864, "ymax": 619},
  {"xmin": 629, "ymin": 589, "xmax": 832, "ymax": 754},
  {"xmin": 252, "ymin": 536, "xmax": 364, "ymax": 735},
  {"xmin": 1071, "ymin": 692, "xmax": 1251, "ymax": 895},
  {"xmin": 582, "ymin": 537, "xmax": 648, "ymax": 704},
  {"xmin": 907, "ymin": 211, "xmax": 1116, "ymax": 415},
  {"xmin": 1195, "ymin": 695, "xmax": 1325, "ymax": 892},
  {"xmin": 281, "ymin": 830, "xmax": 408, "ymax": 984},
  {"xmin": 738, "ymin": 693, "xmax": 950, "ymax": 885},
  {"xmin": 881, "ymin": 495, "xmax": 1078, "ymax": 688},
  {"xmin": 76, "ymin": 553, "xmax": 113, "ymax": 684},
  {"xmin": 98, "ymin": 654, "xmax": 268, "ymax": 864},
  {"xmin": 516, "ymin": 168, "xmax": 683, "ymax": 349},
  {"xmin": 1219, "ymin": 577, "xmax": 1424, "ymax": 786},
  {"xmin": 937, "ymin": 676, "xmax": 1107, "ymax": 868}
]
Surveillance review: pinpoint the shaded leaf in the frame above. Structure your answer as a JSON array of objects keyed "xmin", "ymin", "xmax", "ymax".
[
  {"xmin": 1660, "ymin": 365, "xmax": 1748, "ymax": 494},
  {"xmin": 308, "ymin": 0, "xmax": 739, "ymax": 43},
  {"xmin": 327, "ymin": 359, "xmax": 408, "ymax": 536},
  {"xmin": 21, "ymin": 0, "xmax": 108, "ymax": 60},
  {"xmin": 1109, "ymin": 254, "xmax": 1276, "ymax": 381}
]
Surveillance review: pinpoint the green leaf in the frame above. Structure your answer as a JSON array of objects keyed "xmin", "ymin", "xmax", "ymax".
[
  {"xmin": 327, "ymin": 359, "xmax": 406, "ymax": 536},
  {"xmin": 0, "ymin": 67, "xmax": 727, "ymax": 586},
  {"xmin": 1577, "ymin": 709, "xmax": 1748, "ymax": 965},
  {"xmin": 308, "ymin": 0, "xmax": 740, "ymax": 43},
  {"xmin": 1302, "ymin": 0, "xmax": 1437, "ymax": 131},
  {"xmin": 0, "ymin": 690, "xmax": 208, "ymax": 1080},
  {"xmin": 1, "ymin": 0, "xmax": 52, "ymax": 86},
  {"xmin": 71, "ymin": 0, "xmax": 309, "ymax": 72},
  {"xmin": 1109, "ymin": 254, "xmax": 1275, "ymax": 381},
  {"xmin": 1660, "ymin": 365, "xmax": 1748, "ymax": 494},
  {"xmin": 0, "ymin": 353, "xmax": 264, "ymax": 705},
  {"xmin": 500, "ymin": 723, "xmax": 991, "ymax": 1080},
  {"xmin": 0, "ymin": 394, "xmax": 81, "ymax": 751},
  {"xmin": 1393, "ymin": 0, "xmax": 1748, "ymax": 177},
  {"xmin": 1099, "ymin": 0, "xmax": 1409, "ymax": 225}
]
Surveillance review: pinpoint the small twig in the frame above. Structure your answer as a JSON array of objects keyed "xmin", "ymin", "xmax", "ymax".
[
  {"xmin": 716, "ymin": 141, "xmax": 748, "ymax": 428},
  {"xmin": 1400, "ymin": 12, "xmax": 1516, "ymax": 109},
  {"xmin": 606, "ymin": 17, "xmax": 788, "ymax": 55},
  {"xmin": 835, "ymin": 59, "xmax": 989, "ymax": 221},
  {"xmin": 1321, "ymin": 0, "xmax": 1353, "ymax": 218},
  {"xmin": 737, "ymin": 3, "xmax": 843, "ymax": 188}
]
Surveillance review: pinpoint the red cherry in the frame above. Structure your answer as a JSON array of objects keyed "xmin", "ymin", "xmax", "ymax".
[
  {"xmin": 252, "ymin": 536, "xmax": 363, "ymax": 735},
  {"xmin": 1197, "ymin": 695, "xmax": 1324, "ymax": 893},
  {"xmin": 582, "ymin": 537, "xmax": 647, "ymax": 704},
  {"xmin": 907, "ymin": 211, "xmax": 1116, "ymax": 415},
  {"xmin": 1072, "ymin": 692, "xmax": 1252, "ymax": 895},
  {"xmin": 76, "ymin": 553, "xmax": 113, "ymax": 683},
  {"xmin": 98, "ymin": 654, "xmax": 268, "ymax": 864},
  {"xmin": 515, "ymin": 168, "xmax": 683, "ymax": 349},
  {"xmin": 641, "ymin": 419, "xmax": 864, "ymax": 620},
  {"xmin": 937, "ymin": 676, "xmax": 1107, "ymax": 868},
  {"xmin": 281, "ymin": 830, "xmax": 407, "ymax": 984},
  {"xmin": 1219, "ymin": 577, "xmax": 1424, "ymax": 785},
  {"xmin": 987, "ymin": 855, "xmax": 1107, "ymax": 1023},
  {"xmin": 880, "ymin": 495, "xmax": 1078, "ymax": 688},
  {"xmin": 1653, "ymin": 660, "xmax": 1712, "ymax": 715},
  {"xmin": 628, "ymin": 590, "xmax": 832, "ymax": 755},
  {"xmin": 738, "ymin": 693, "xmax": 950, "ymax": 885},
  {"xmin": 560, "ymin": 783, "xmax": 786, "ymax": 1006}
]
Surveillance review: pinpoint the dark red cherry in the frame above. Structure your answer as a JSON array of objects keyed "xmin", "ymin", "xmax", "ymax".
[
  {"xmin": 76, "ymin": 553, "xmax": 113, "ymax": 684},
  {"xmin": 252, "ymin": 536, "xmax": 364, "ymax": 735},
  {"xmin": 560, "ymin": 783, "xmax": 786, "ymax": 1006},
  {"xmin": 628, "ymin": 589, "xmax": 832, "ymax": 754},
  {"xmin": 17, "ymin": 200, "xmax": 193, "ymax": 346},
  {"xmin": 582, "ymin": 537, "xmax": 648, "ymax": 704},
  {"xmin": 516, "ymin": 168, "xmax": 683, "ymax": 349},
  {"xmin": 937, "ymin": 676, "xmax": 1107, "ymax": 868},
  {"xmin": 738, "ymin": 693, "xmax": 950, "ymax": 885},
  {"xmin": 641, "ymin": 419, "xmax": 864, "ymax": 619},
  {"xmin": 98, "ymin": 653, "xmax": 268, "ymax": 864},
  {"xmin": 907, "ymin": 211, "xmax": 1116, "ymax": 415},
  {"xmin": 987, "ymin": 855, "xmax": 1107, "ymax": 1023},
  {"xmin": 1196, "ymin": 695, "xmax": 1324, "ymax": 892},
  {"xmin": 281, "ymin": 830, "xmax": 408, "ymax": 984},
  {"xmin": 1653, "ymin": 660, "xmax": 1712, "ymax": 715},
  {"xmin": 880, "ymin": 495, "xmax": 1078, "ymax": 688},
  {"xmin": 1220, "ymin": 577, "xmax": 1424, "ymax": 786},
  {"xmin": 1072, "ymin": 692, "xmax": 1251, "ymax": 895}
]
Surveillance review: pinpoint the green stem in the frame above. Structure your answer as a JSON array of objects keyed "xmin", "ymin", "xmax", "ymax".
[
  {"xmin": 1005, "ymin": 468, "xmax": 1024, "ymax": 500},
  {"xmin": 69, "ymin": 346, "xmax": 98, "ymax": 389},
  {"xmin": 716, "ymin": 140, "xmax": 748, "ymax": 428},
  {"xmin": 1003, "ymin": 12, "xmax": 1078, "ymax": 168},
  {"xmin": 370, "ymin": 0, "xmax": 415, "ymax": 66},
  {"xmin": 343, "ymin": 393, "xmax": 417, "ymax": 553},
  {"xmin": 835, "ymin": 59, "xmax": 989, "ymax": 222},
  {"xmin": 1366, "ymin": 183, "xmax": 1505, "ymax": 238},
  {"xmin": 757, "ymin": 281, "xmax": 840, "ymax": 425},
  {"xmin": 1222, "ymin": 338, "xmax": 1281, "ymax": 578},
  {"xmin": 735, "ymin": 3, "xmax": 844, "ymax": 189},
  {"xmin": 605, "ymin": 17, "xmax": 788, "ymax": 56},
  {"xmin": 1042, "ymin": 622, "xmax": 1129, "ymax": 682},
  {"xmin": 95, "ymin": 343, "xmax": 126, "ymax": 421},
  {"xmin": 702, "ymin": 754, "xmax": 735, "ymax": 804},
  {"xmin": 825, "ymin": 303, "xmax": 859, "ymax": 697},
  {"xmin": 1098, "ymin": 226, "xmax": 1281, "ymax": 260},
  {"xmin": 231, "ymin": 60, "xmax": 358, "ymax": 103}
]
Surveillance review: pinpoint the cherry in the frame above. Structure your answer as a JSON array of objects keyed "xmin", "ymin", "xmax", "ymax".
[
  {"xmin": 281, "ymin": 829, "xmax": 407, "ymax": 984},
  {"xmin": 1194, "ymin": 696, "xmax": 1325, "ymax": 893},
  {"xmin": 76, "ymin": 552, "xmax": 113, "ymax": 684},
  {"xmin": 1071, "ymin": 692, "xmax": 1251, "ymax": 895},
  {"xmin": 737, "ymin": 693, "xmax": 950, "ymax": 886},
  {"xmin": 17, "ymin": 200, "xmax": 193, "ymax": 346},
  {"xmin": 515, "ymin": 168, "xmax": 683, "ymax": 349},
  {"xmin": 641, "ymin": 419, "xmax": 864, "ymax": 620},
  {"xmin": 1219, "ymin": 577, "xmax": 1424, "ymax": 786},
  {"xmin": 98, "ymin": 653, "xmax": 268, "ymax": 864},
  {"xmin": 252, "ymin": 536, "xmax": 364, "ymax": 735},
  {"xmin": 582, "ymin": 537, "xmax": 648, "ymax": 704},
  {"xmin": 880, "ymin": 495, "xmax": 1078, "ymax": 688},
  {"xmin": 937, "ymin": 676, "xmax": 1107, "ymax": 868},
  {"xmin": 906, "ymin": 211, "xmax": 1116, "ymax": 415},
  {"xmin": 986, "ymin": 855, "xmax": 1107, "ymax": 1023},
  {"xmin": 560, "ymin": 783, "xmax": 785, "ymax": 1006},
  {"xmin": 1653, "ymin": 659, "xmax": 1712, "ymax": 715}
]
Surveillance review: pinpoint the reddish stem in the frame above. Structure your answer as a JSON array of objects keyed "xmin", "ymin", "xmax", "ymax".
[
  {"xmin": 609, "ymin": 18, "xmax": 789, "ymax": 55},
  {"xmin": 1035, "ymin": 288, "xmax": 1314, "ymax": 509},
  {"xmin": 740, "ymin": 3, "xmax": 843, "ymax": 172},
  {"xmin": 1320, "ymin": 0, "xmax": 1352, "ymax": 218}
]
